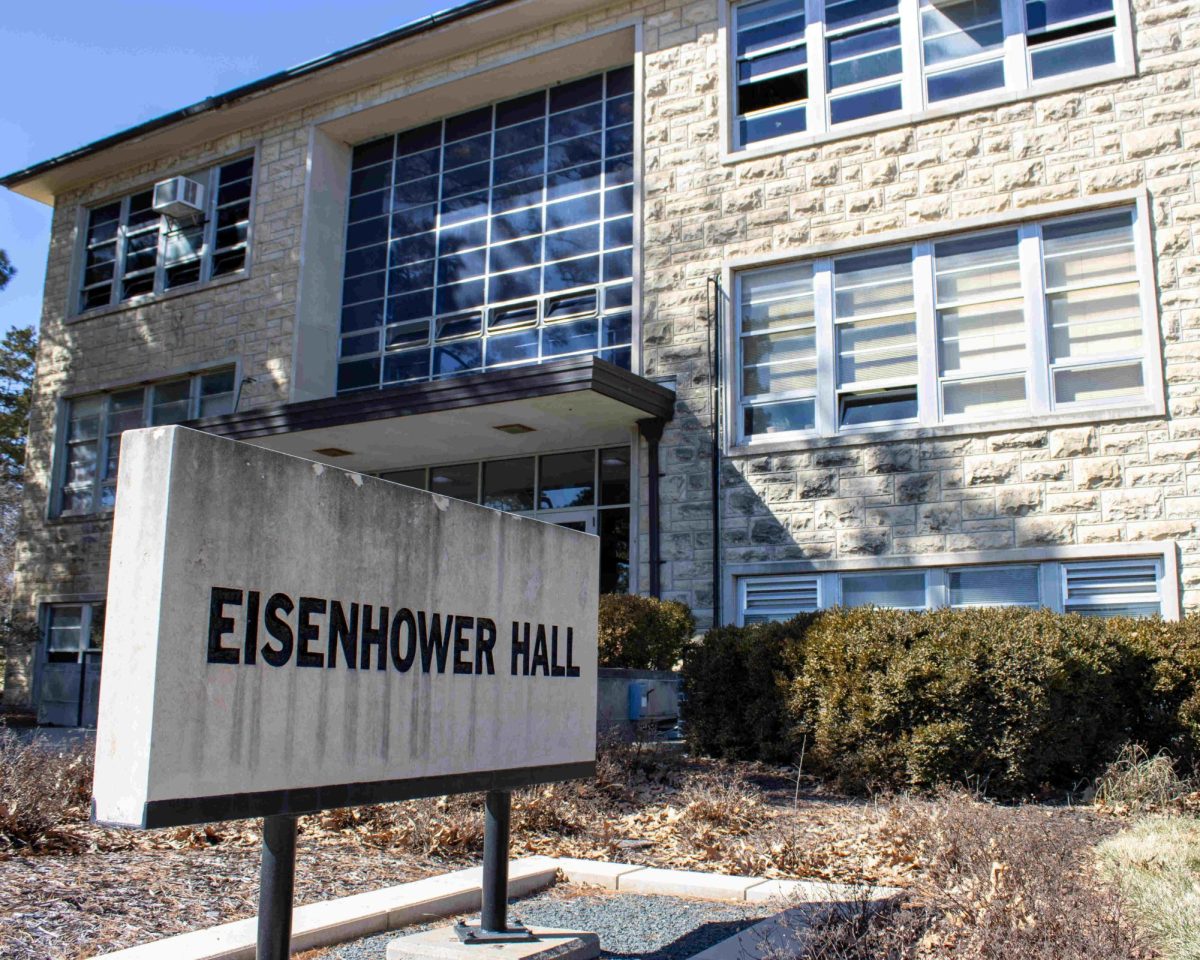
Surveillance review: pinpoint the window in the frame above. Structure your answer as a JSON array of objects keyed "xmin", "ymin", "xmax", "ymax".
[
  {"xmin": 734, "ymin": 206, "xmax": 1151, "ymax": 443},
  {"xmin": 737, "ymin": 556, "xmax": 1166, "ymax": 624},
  {"xmin": 378, "ymin": 445, "xmax": 632, "ymax": 593},
  {"xmin": 1063, "ymin": 559, "xmax": 1162, "ymax": 618},
  {"xmin": 57, "ymin": 369, "xmax": 236, "ymax": 516},
  {"xmin": 731, "ymin": 0, "xmax": 1125, "ymax": 148},
  {"xmin": 44, "ymin": 603, "xmax": 104, "ymax": 664},
  {"xmin": 338, "ymin": 67, "xmax": 635, "ymax": 394},
  {"xmin": 78, "ymin": 157, "xmax": 253, "ymax": 313}
]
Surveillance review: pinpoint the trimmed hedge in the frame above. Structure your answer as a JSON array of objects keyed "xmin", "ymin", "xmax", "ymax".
[
  {"xmin": 597, "ymin": 594, "xmax": 694, "ymax": 670},
  {"xmin": 681, "ymin": 606, "xmax": 1200, "ymax": 797}
]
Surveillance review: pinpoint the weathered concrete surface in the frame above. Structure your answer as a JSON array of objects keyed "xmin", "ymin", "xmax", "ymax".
[
  {"xmin": 93, "ymin": 426, "xmax": 599, "ymax": 828},
  {"xmin": 387, "ymin": 927, "xmax": 600, "ymax": 960}
]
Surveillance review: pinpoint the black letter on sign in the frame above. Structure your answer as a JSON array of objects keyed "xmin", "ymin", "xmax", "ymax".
[
  {"xmin": 476, "ymin": 618, "xmax": 497, "ymax": 675},
  {"xmin": 453, "ymin": 616, "xmax": 474, "ymax": 675},
  {"xmin": 328, "ymin": 601, "xmax": 358, "ymax": 670},
  {"xmin": 360, "ymin": 605, "xmax": 389, "ymax": 671},
  {"xmin": 245, "ymin": 591, "xmax": 260, "ymax": 666},
  {"xmin": 390, "ymin": 608, "xmax": 417, "ymax": 673},
  {"xmin": 262, "ymin": 593, "xmax": 295, "ymax": 667},
  {"xmin": 511, "ymin": 622, "xmax": 529, "ymax": 676},
  {"xmin": 565, "ymin": 627, "xmax": 580, "ymax": 677},
  {"xmin": 532, "ymin": 624, "xmax": 550, "ymax": 676},
  {"xmin": 207, "ymin": 587, "xmax": 242, "ymax": 665},
  {"xmin": 418, "ymin": 612, "xmax": 453, "ymax": 673},
  {"xmin": 296, "ymin": 597, "xmax": 326, "ymax": 668},
  {"xmin": 550, "ymin": 625, "xmax": 566, "ymax": 677}
]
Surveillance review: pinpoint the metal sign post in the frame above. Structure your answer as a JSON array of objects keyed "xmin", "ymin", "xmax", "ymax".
[
  {"xmin": 456, "ymin": 790, "xmax": 535, "ymax": 944},
  {"xmin": 257, "ymin": 815, "xmax": 298, "ymax": 960}
]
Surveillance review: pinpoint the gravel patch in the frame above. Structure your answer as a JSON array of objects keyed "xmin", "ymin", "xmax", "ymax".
[{"xmin": 316, "ymin": 885, "xmax": 773, "ymax": 960}]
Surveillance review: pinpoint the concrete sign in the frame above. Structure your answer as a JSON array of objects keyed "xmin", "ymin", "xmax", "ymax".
[{"xmin": 92, "ymin": 426, "xmax": 599, "ymax": 829}]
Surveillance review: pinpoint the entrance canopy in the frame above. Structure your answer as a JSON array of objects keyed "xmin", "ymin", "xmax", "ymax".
[{"xmin": 193, "ymin": 356, "xmax": 674, "ymax": 475}]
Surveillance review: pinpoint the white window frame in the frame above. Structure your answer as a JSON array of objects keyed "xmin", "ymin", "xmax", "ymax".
[
  {"xmin": 72, "ymin": 153, "xmax": 256, "ymax": 318},
  {"xmin": 730, "ymin": 201, "xmax": 1156, "ymax": 447},
  {"xmin": 734, "ymin": 554, "xmax": 1170, "ymax": 625},
  {"xmin": 723, "ymin": 0, "xmax": 1135, "ymax": 156},
  {"xmin": 52, "ymin": 367, "xmax": 238, "ymax": 518}
]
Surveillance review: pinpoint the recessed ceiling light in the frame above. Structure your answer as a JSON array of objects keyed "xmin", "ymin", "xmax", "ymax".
[
  {"xmin": 493, "ymin": 423, "xmax": 535, "ymax": 434},
  {"xmin": 313, "ymin": 447, "xmax": 354, "ymax": 457}
]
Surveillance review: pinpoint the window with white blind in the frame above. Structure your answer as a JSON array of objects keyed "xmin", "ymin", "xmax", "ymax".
[
  {"xmin": 734, "ymin": 205, "xmax": 1154, "ymax": 444},
  {"xmin": 740, "ymin": 574, "xmax": 821, "ymax": 622},
  {"xmin": 730, "ymin": 0, "xmax": 1129, "ymax": 150},
  {"xmin": 77, "ymin": 156, "xmax": 254, "ymax": 314},
  {"xmin": 56, "ymin": 369, "xmax": 237, "ymax": 516},
  {"xmin": 736, "ymin": 556, "xmax": 1165, "ymax": 624},
  {"xmin": 1062, "ymin": 559, "xmax": 1163, "ymax": 618}
]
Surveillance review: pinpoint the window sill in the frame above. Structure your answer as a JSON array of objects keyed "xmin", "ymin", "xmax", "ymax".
[
  {"xmin": 720, "ymin": 63, "xmax": 1134, "ymax": 166},
  {"xmin": 726, "ymin": 400, "xmax": 1164, "ymax": 458},
  {"xmin": 66, "ymin": 270, "xmax": 251, "ymax": 326}
]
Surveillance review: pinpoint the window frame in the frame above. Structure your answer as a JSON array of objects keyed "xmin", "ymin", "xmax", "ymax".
[
  {"xmin": 51, "ymin": 366, "xmax": 239, "ymax": 518},
  {"xmin": 41, "ymin": 601, "xmax": 105, "ymax": 665},
  {"xmin": 723, "ymin": 0, "xmax": 1136, "ymax": 156},
  {"xmin": 728, "ymin": 199, "xmax": 1161, "ymax": 449},
  {"xmin": 71, "ymin": 152, "xmax": 257, "ymax": 319},
  {"xmin": 733, "ymin": 553, "xmax": 1171, "ymax": 625}
]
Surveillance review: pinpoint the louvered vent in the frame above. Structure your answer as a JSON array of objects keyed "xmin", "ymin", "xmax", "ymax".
[{"xmin": 741, "ymin": 575, "xmax": 820, "ymax": 624}]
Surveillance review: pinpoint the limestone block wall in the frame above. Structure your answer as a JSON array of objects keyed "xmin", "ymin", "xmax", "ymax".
[
  {"xmin": 633, "ymin": 0, "xmax": 1200, "ymax": 625},
  {"xmin": 7, "ymin": 0, "xmax": 1200, "ymax": 704}
]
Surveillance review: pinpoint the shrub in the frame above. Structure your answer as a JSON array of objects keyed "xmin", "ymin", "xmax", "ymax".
[
  {"xmin": 680, "ymin": 616, "xmax": 811, "ymax": 763},
  {"xmin": 597, "ymin": 593, "xmax": 694, "ymax": 670},
  {"xmin": 0, "ymin": 730, "xmax": 93, "ymax": 851},
  {"xmin": 684, "ymin": 606, "xmax": 1200, "ymax": 797}
]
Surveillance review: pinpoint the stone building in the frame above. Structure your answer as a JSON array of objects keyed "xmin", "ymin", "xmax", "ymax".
[{"xmin": 1, "ymin": 0, "xmax": 1195, "ymax": 724}]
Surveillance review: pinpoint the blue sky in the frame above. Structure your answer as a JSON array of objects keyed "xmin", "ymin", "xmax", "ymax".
[{"xmin": 0, "ymin": 0, "xmax": 457, "ymax": 335}]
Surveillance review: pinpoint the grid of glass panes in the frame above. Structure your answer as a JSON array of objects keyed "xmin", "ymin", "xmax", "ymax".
[
  {"xmin": 735, "ymin": 207, "xmax": 1147, "ymax": 442},
  {"xmin": 378, "ymin": 446, "xmax": 631, "ymax": 593},
  {"xmin": 338, "ymin": 67, "xmax": 635, "ymax": 393},
  {"xmin": 1026, "ymin": 0, "xmax": 1119, "ymax": 80},
  {"xmin": 834, "ymin": 248, "xmax": 918, "ymax": 427},
  {"xmin": 1042, "ymin": 210, "xmax": 1144, "ymax": 406},
  {"xmin": 58, "ymin": 369, "xmax": 236, "ymax": 515},
  {"xmin": 920, "ymin": 0, "xmax": 1006, "ymax": 103},
  {"xmin": 737, "ymin": 558, "xmax": 1163, "ymax": 624},
  {"xmin": 934, "ymin": 229, "xmax": 1028, "ymax": 419},
  {"xmin": 731, "ymin": 0, "xmax": 1120, "ymax": 148},
  {"xmin": 78, "ymin": 156, "xmax": 254, "ymax": 312},
  {"xmin": 45, "ymin": 603, "xmax": 105, "ymax": 664}
]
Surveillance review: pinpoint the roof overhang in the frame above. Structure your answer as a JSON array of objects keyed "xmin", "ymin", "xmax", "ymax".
[
  {"xmin": 191, "ymin": 357, "xmax": 674, "ymax": 474},
  {"xmin": 1, "ymin": 0, "xmax": 606, "ymax": 204}
]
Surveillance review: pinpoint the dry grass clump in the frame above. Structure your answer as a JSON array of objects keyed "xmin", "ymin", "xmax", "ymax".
[
  {"xmin": 1095, "ymin": 744, "xmax": 1198, "ymax": 815},
  {"xmin": 1098, "ymin": 817, "xmax": 1200, "ymax": 960},
  {"xmin": 792, "ymin": 793, "xmax": 1151, "ymax": 959},
  {"xmin": 0, "ymin": 729, "xmax": 93, "ymax": 852}
]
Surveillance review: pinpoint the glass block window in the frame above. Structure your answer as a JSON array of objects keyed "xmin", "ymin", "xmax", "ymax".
[
  {"xmin": 731, "ymin": 0, "xmax": 1124, "ymax": 148},
  {"xmin": 56, "ymin": 368, "xmax": 236, "ymax": 516},
  {"xmin": 738, "ymin": 557, "xmax": 1167, "ymax": 625},
  {"xmin": 734, "ymin": 206, "xmax": 1151, "ymax": 443},
  {"xmin": 338, "ymin": 66, "xmax": 636, "ymax": 394},
  {"xmin": 78, "ymin": 156, "xmax": 253, "ymax": 313}
]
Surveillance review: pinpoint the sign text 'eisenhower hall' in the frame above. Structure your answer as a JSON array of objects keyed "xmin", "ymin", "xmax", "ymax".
[{"xmin": 206, "ymin": 587, "xmax": 583, "ymax": 678}]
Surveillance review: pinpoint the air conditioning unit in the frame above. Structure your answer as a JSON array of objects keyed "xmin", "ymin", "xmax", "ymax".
[{"xmin": 152, "ymin": 176, "xmax": 205, "ymax": 219}]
